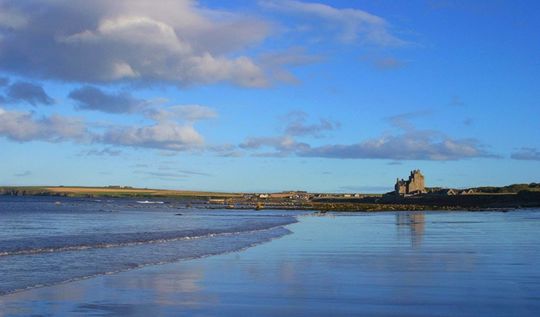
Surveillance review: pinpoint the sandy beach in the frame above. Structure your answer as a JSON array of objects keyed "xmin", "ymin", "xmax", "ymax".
[{"xmin": 2, "ymin": 211, "xmax": 540, "ymax": 316}]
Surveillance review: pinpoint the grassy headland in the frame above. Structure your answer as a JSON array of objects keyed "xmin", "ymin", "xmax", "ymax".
[
  {"xmin": 1, "ymin": 184, "xmax": 540, "ymax": 211},
  {"xmin": 0, "ymin": 186, "xmax": 241, "ymax": 200}
]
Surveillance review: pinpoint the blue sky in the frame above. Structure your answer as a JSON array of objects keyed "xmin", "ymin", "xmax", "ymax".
[{"xmin": 1, "ymin": 0, "xmax": 539, "ymax": 193}]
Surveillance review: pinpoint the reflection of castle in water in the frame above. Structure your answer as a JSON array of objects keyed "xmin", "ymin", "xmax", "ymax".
[{"xmin": 396, "ymin": 213, "xmax": 425, "ymax": 247}]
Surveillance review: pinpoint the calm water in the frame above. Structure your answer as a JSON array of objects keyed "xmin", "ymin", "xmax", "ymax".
[
  {"xmin": 1, "ymin": 198, "xmax": 540, "ymax": 316},
  {"xmin": 0, "ymin": 196, "xmax": 298, "ymax": 295}
]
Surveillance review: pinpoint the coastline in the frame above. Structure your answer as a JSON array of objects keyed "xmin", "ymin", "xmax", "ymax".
[
  {"xmin": 2, "ymin": 187, "xmax": 540, "ymax": 212},
  {"xmin": 2, "ymin": 211, "xmax": 540, "ymax": 316},
  {"xmin": 0, "ymin": 225, "xmax": 294, "ymax": 297},
  {"xmin": 0, "ymin": 197, "xmax": 301, "ymax": 297}
]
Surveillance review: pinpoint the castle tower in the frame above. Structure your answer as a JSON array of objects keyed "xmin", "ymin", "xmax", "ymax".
[
  {"xmin": 407, "ymin": 170, "xmax": 425, "ymax": 194},
  {"xmin": 395, "ymin": 178, "xmax": 407, "ymax": 195},
  {"xmin": 394, "ymin": 170, "xmax": 426, "ymax": 196}
]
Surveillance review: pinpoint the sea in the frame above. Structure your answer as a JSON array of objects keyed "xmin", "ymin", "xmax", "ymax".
[
  {"xmin": 2, "ymin": 196, "xmax": 540, "ymax": 316},
  {"xmin": 0, "ymin": 196, "xmax": 299, "ymax": 295}
]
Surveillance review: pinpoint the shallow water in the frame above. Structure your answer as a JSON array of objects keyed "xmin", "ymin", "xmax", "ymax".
[
  {"xmin": 1, "ymin": 199, "xmax": 540, "ymax": 316},
  {"xmin": 234, "ymin": 211, "xmax": 540, "ymax": 316},
  {"xmin": 0, "ymin": 196, "xmax": 298, "ymax": 295}
]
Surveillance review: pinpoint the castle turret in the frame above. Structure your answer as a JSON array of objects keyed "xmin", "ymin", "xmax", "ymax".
[{"xmin": 395, "ymin": 170, "xmax": 426, "ymax": 196}]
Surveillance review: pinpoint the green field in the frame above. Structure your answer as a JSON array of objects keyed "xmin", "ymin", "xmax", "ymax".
[{"xmin": 0, "ymin": 186, "xmax": 241, "ymax": 199}]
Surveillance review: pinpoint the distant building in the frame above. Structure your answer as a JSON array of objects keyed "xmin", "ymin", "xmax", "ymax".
[
  {"xmin": 395, "ymin": 170, "xmax": 427, "ymax": 196},
  {"xmin": 441, "ymin": 189, "xmax": 456, "ymax": 196},
  {"xmin": 269, "ymin": 191, "xmax": 311, "ymax": 200}
]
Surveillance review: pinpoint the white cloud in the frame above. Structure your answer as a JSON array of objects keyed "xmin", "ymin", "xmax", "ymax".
[
  {"xmin": 299, "ymin": 132, "xmax": 492, "ymax": 160},
  {"xmin": 102, "ymin": 121, "xmax": 204, "ymax": 151},
  {"xmin": 283, "ymin": 110, "xmax": 339, "ymax": 137},
  {"xmin": 511, "ymin": 147, "xmax": 540, "ymax": 161},
  {"xmin": 0, "ymin": 105, "xmax": 212, "ymax": 152},
  {"xmin": 79, "ymin": 148, "xmax": 122, "ymax": 157},
  {"xmin": 69, "ymin": 86, "xmax": 148, "ymax": 113},
  {"xmin": 0, "ymin": 0, "xmax": 272, "ymax": 87},
  {"xmin": 259, "ymin": 47, "xmax": 323, "ymax": 83},
  {"xmin": 0, "ymin": 5, "xmax": 27, "ymax": 29},
  {"xmin": 240, "ymin": 135, "xmax": 310, "ymax": 158},
  {"xmin": 99, "ymin": 102, "xmax": 216, "ymax": 151},
  {"xmin": 0, "ymin": 108, "xmax": 88, "ymax": 142},
  {"xmin": 259, "ymin": 0, "xmax": 406, "ymax": 45},
  {"xmin": 241, "ymin": 130, "xmax": 493, "ymax": 161},
  {"xmin": 239, "ymin": 111, "xmax": 495, "ymax": 161}
]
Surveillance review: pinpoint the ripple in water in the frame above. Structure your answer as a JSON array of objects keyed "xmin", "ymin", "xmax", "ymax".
[{"xmin": 0, "ymin": 196, "xmax": 297, "ymax": 295}]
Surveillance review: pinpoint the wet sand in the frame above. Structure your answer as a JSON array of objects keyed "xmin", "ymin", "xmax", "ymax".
[{"xmin": 2, "ymin": 211, "xmax": 540, "ymax": 316}]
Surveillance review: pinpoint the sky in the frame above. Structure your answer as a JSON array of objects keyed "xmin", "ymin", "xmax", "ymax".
[{"xmin": 1, "ymin": 0, "xmax": 539, "ymax": 193}]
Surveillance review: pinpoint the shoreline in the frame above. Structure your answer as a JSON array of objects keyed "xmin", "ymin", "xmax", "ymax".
[
  {"xmin": 0, "ymin": 225, "xmax": 295, "ymax": 297},
  {"xmin": 2, "ymin": 192, "xmax": 539, "ymax": 212},
  {"xmin": 2, "ymin": 211, "xmax": 540, "ymax": 316}
]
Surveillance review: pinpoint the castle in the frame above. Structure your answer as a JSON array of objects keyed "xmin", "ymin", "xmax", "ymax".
[{"xmin": 395, "ymin": 170, "xmax": 426, "ymax": 196}]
